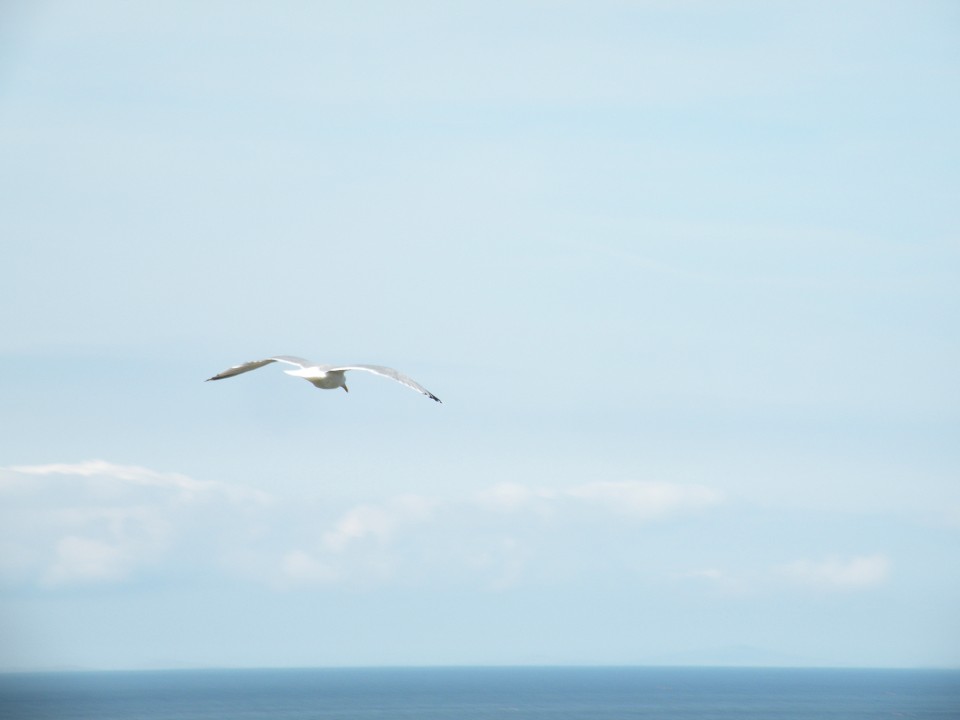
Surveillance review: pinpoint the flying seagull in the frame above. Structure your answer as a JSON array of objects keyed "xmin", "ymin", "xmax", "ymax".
[{"xmin": 206, "ymin": 355, "xmax": 441, "ymax": 403}]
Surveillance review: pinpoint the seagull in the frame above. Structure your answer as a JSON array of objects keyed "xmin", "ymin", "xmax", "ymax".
[{"xmin": 205, "ymin": 355, "xmax": 441, "ymax": 403}]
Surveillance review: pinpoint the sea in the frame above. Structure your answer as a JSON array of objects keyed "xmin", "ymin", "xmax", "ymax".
[{"xmin": 0, "ymin": 666, "xmax": 958, "ymax": 720}]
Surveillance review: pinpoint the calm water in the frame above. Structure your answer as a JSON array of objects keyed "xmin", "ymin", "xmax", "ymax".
[{"xmin": 1, "ymin": 666, "xmax": 958, "ymax": 720}]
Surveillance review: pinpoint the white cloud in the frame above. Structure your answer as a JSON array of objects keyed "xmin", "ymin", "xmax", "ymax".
[
  {"xmin": 323, "ymin": 505, "xmax": 395, "ymax": 552},
  {"xmin": 280, "ymin": 550, "xmax": 339, "ymax": 586},
  {"xmin": 564, "ymin": 480, "xmax": 721, "ymax": 519},
  {"xmin": 45, "ymin": 536, "xmax": 128, "ymax": 585},
  {"xmin": 0, "ymin": 460, "xmax": 270, "ymax": 586},
  {"xmin": 322, "ymin": 495, "xmax": 437, "ymax": 553},
  {"xmin": 476, "ymin": 537, "xmax": 534, "ymax": 592},
  {"xmin": 0, "ymin": 462, "xmax": 725, "ymax": 591},
  {"xmin": 6, "ymin": 459, "xmax": 271, "ymax": 504},
  {"xmin": 475, "ymin": 480, "xmax": 722, "ymax": 520},
  {"xmin": 267, "ymin": 480, "xmax": 724, "ymax": 590},
  {"xmin": 777, "ymin": 554, "xmax": 891, "ymax": 591},
  {"xmin": 473, "ymin": 482, "xmax": 557, "ymax": 514},
  {"xmin": 669, "ymin": 567, "xmax": 752, "ymax": 596},
  {"xmin": 676, "ymin": 567, "xmax": 726, "ymax": 582}
]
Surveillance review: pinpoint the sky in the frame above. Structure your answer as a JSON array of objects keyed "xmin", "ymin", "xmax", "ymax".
[{"xmin": 1, "ymin": 1, "xmax": 958, "ymax": 671}]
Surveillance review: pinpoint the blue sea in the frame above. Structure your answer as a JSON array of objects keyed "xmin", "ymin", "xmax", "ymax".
[{"xmin": 1, "ymin": 667, "xmax": 958, "ymax": 720}]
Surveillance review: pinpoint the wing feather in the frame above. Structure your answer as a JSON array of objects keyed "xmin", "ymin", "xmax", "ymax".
[
  {"xmin": 205, "ymin": 356, "xmax": 314, "ymax": 381},
  {"xmin": 330, "ymin": 364, "xmax": 442, "ymax": 402}
]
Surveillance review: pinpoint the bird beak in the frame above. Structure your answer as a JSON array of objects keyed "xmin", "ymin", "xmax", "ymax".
[{"xmin": 343, "ymin": 385, "xmax": 349, "ymax": 393}]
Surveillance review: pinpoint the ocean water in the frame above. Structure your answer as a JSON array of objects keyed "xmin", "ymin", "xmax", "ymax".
[{"xmin": 0, "ymin": 666, "xmax": 958, "ymax": 720}]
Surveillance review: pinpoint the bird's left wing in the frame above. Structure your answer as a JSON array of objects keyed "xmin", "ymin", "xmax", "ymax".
[{"xmin": 332, "ymin": 364, "xmax": 442, "ymax": 403}]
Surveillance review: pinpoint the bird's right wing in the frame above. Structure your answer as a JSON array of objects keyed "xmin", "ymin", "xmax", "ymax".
[{"xmin": 205, "ymin": 356, "xmax": 312, "ymax": 381}]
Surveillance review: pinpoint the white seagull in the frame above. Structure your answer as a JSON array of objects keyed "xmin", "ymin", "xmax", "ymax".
[{"xmin": 206, "ymin": 355, "xmax": 441, "ymax": 403}]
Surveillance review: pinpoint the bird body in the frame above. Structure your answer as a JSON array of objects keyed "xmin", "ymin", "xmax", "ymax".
[
  {"xmin": 289, "ymin": 367, "xmax": 348, "ymax": 390},
  {"xmin": 206, "ymin": 355, "xmax": 441, "ymax": 403}
]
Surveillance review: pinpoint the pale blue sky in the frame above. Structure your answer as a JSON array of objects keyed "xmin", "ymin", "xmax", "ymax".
[{"xmin": 1, "ymin": 1, "xmax": 958, "ymax": 670}]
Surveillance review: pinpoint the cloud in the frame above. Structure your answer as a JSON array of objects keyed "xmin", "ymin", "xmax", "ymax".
[
  {"xmin": 280, "ymin": 550, "xmax": 339, "ymax": 586},
  {"xmin": 470, "ymin": 537, "xmax": 534, "ymax": 592},
  {"xmin": 45, "ymin": 536, "xmax": 128, "ymax": 585},
  {"xmin": 269, "ymin": 479, "xmax": 724, "ymax": 589},
  {"xmin": 676, "ymin": 568, "xmax": 726, "ymax": 582},
  {"xmin": 0, "ymin": 460, "xmax": 270, "ymax": 586},
  {"xmin": 322, "ymin": 495, "xmax": 437, "ymax": 553},
  {"xmin": 6, "ymin": 460, "xmax": 270, "ymax": 504},
  {"xmin": 777, "ymin": 554, "xmax": 891, "ymax": 591},
  {"xmin": 564, "ymin": 481, "xmax": 721, "ymax": 519},
  {"xmin": 475, "ymin": 480, "xmax": 722, "ymax": 520},
  {"xmin": 1, "ymin": 462, "xmax": 725, "ymax": 591},
  {"xmin": 268, "ymin": 495, "xmax": 440, "ymax": 588},
  {"xmin": 669, "ymin": 566, "xmax": 753, "ymax": 597},
  {"xmin": 473, "ymin": 482, "xmax": 558, "ymax": 514}
]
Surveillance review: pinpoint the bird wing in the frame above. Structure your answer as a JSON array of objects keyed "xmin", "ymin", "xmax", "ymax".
[
  {"xmin": 330, "ymin": 364, "xmax": 442, "ymax": 403},
  {"xmin": 205, "ymin": 356, "xmax": 314, "ymax": 381}
]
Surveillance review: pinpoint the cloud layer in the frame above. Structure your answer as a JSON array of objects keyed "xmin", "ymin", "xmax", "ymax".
[
  {"xmin": 1, "ymin": 460, "xmax": 728, "ymax": 589},
  {"xmin": 778, "ymin": 554, "xmax": 891, "ymax": 591},
  {"xmin": 1, "ymin": 460, "xmax": 891, "ymax": 598},
  {"xmin": 475, "ymin": 480, "xmax": 720, "ymax": 519},
  {"xmin": 0, "ymin": 460, "xmax": 270, "ymax": 587}
]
